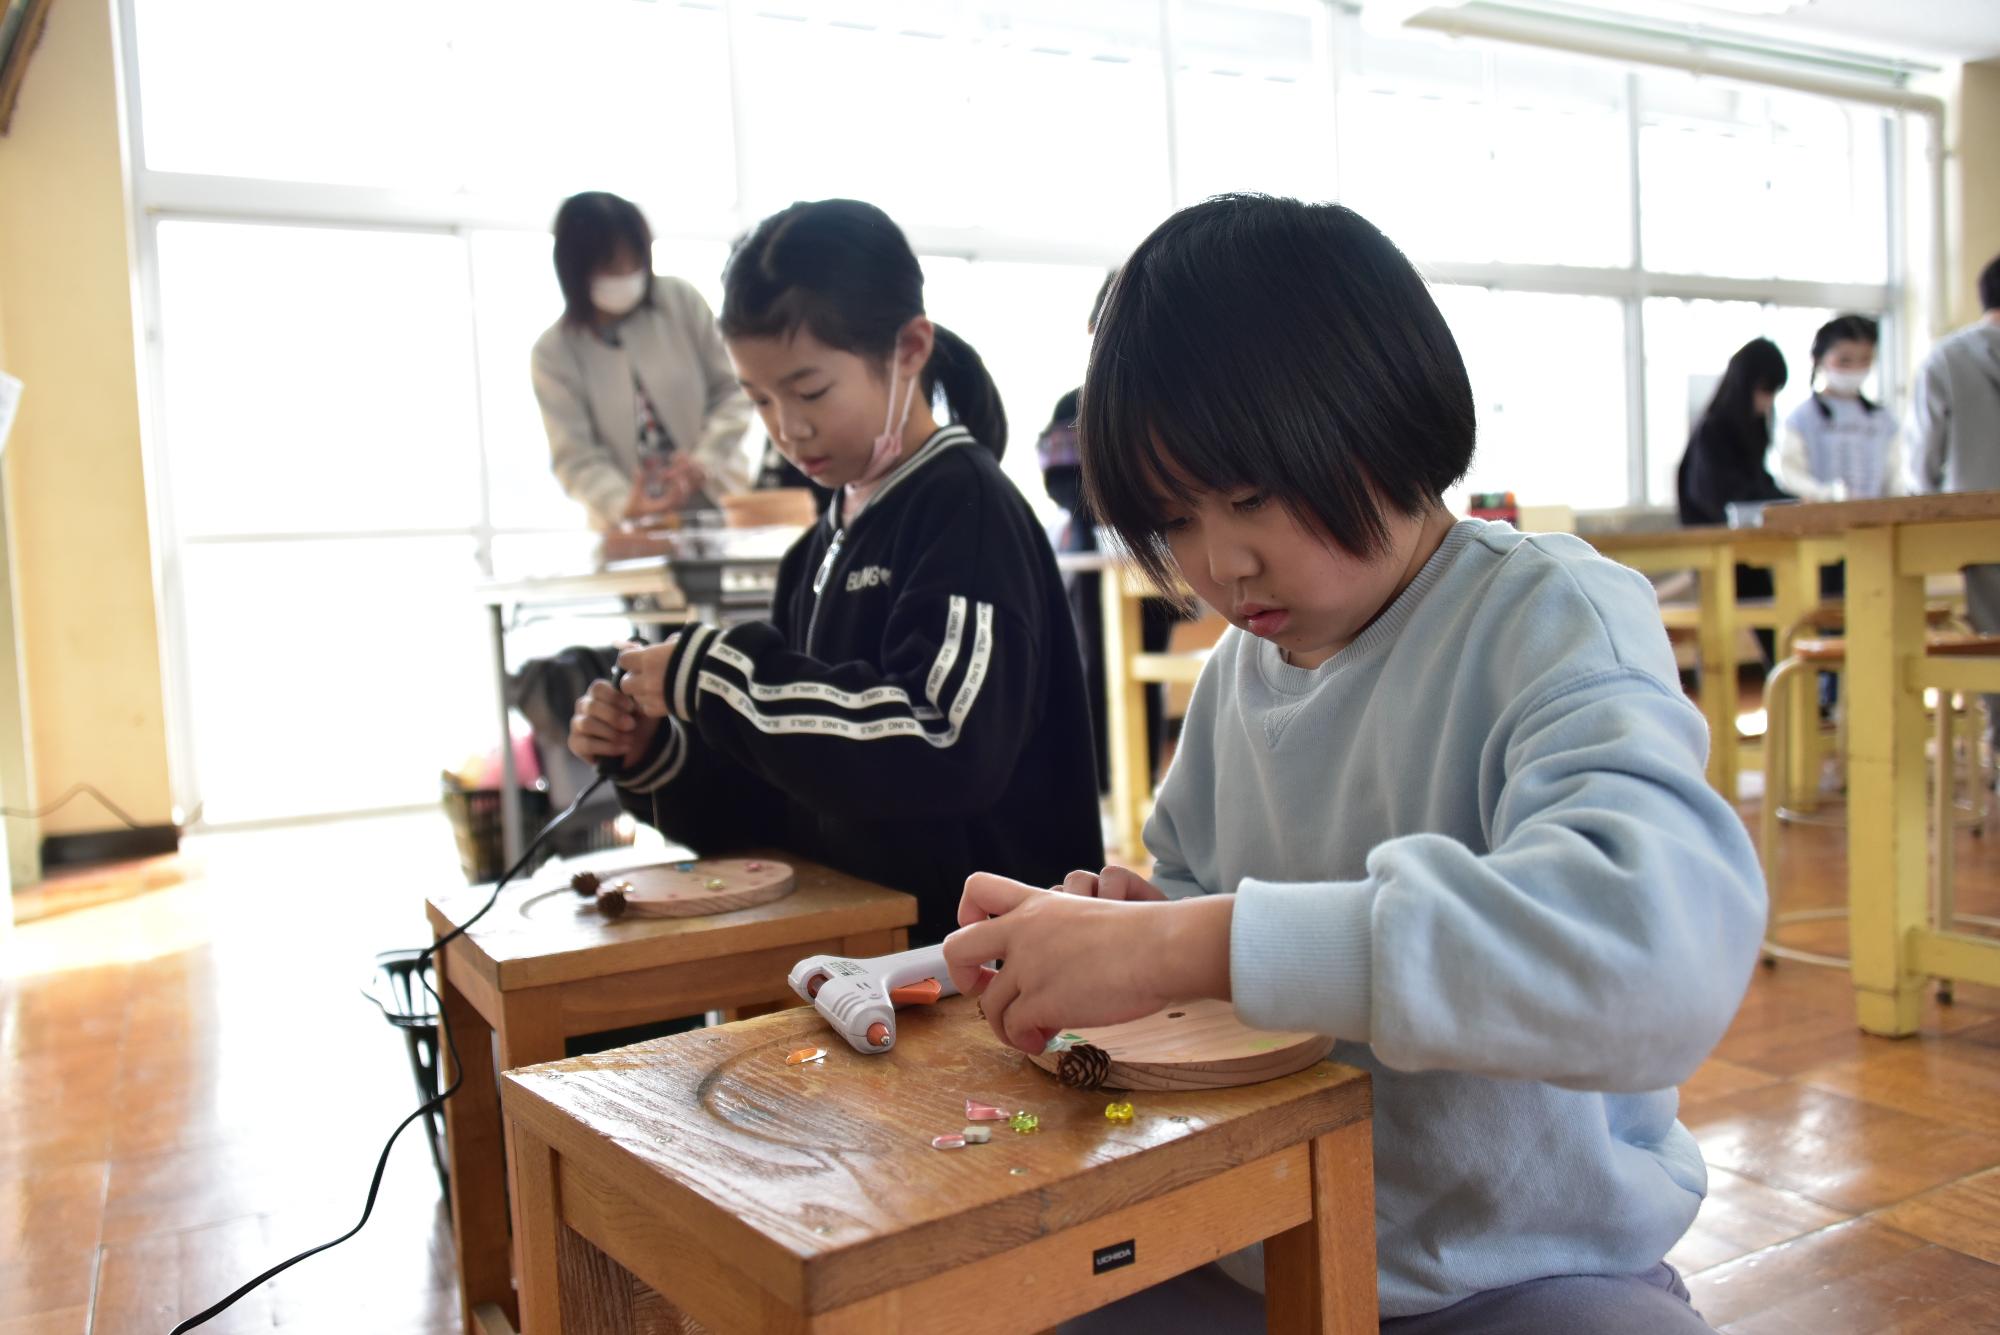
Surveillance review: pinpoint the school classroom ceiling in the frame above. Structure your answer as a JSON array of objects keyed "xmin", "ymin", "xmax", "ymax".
[{"xmin": 1553, "ymin": 0, "xmax": 2000, "ymax": 63}]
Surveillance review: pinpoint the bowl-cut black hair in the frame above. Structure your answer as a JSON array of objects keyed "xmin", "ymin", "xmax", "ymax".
[{"xmin": 1080, "ymin": 194, "xmax": 1475, "ymax": 594}]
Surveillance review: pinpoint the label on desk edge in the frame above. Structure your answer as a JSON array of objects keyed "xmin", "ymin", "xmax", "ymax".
[{"xmin": 1092, "ymin": 1240, "xmax": 1136, "ymax": 1275}]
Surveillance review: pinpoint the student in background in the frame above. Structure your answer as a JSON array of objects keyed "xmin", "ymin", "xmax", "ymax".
[
  {"xmin": 1776, "ymin": 315, "xmax": 1900, "ymax": 503},
  {"xmin": 1037, "ymin": 271, "xmax": 1179, "ymax": 792},
  {"xmin": 568, "ymin": 199, "xmax": 1103, "ymax": 945},
  {"xmin": 532, "ymin": 191, "xmax": 754, "ymax": 530},
  {"xmin": 1677, "ymin": 337, "xmax": 1791, "ymax": 661},
  {"xmin": 944, "ymin": 195, "xmax": 1760, "ymax": 1332},
  {"xmin": 1907, "ymin": 254, "xmax": 2000, "ymax": 742}
]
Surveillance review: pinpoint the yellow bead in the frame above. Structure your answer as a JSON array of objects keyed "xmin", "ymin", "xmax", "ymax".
[
  {"xmin": 1009, "ymin": 1111, "xmax": 1039, "ymax": 1134},
  {"xmin": 1104, "ymin": 1101, "xmax": 1135, "ymax": 1124}
]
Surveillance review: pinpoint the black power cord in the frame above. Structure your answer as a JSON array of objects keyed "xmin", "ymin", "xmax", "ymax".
[{"xmin": 167, "ymin": 769, "xmax": 614, "ymax": 1334}]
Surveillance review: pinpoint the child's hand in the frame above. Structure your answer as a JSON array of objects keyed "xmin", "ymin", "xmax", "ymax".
[
  {"xmin": 944, "ymin": 874, "xmax": 1233, "ymax": 1054},
  {"xmin": 1054, "ymin": 866, "xmax": 1169, "ymax": 901},
  {"xmin": 615, "ymin": 638, "xmax": 681, "ymax": 718},
  {"xmin": 568, "ymin": 678, "xmax": 659, "ymax": 769}
]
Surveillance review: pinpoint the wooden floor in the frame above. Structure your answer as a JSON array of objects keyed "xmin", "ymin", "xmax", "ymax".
[{"xmin": 5, "ymin": 791, "xmax": 2000, "ymax": 1332}]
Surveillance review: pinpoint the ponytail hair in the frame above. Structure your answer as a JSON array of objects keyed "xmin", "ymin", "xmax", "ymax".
[
  {"xmin": 925, "ymin": 324, "xmax": 1007, "ymax": 460},
  {"xmin": 719, "ymin": 199, "xmax": 1007, "ymax": 459}
]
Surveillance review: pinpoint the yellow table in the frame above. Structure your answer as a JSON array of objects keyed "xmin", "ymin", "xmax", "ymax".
[
  {"xmin": 1589, "ymin": 528, "xmax": 1843, "ymax": 803},
  {"xmin": 1762, "ymin": 491, "xmax": 2000, "ymax": 1036}
]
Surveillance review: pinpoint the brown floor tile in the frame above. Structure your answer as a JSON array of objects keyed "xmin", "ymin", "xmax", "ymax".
[
  {"xmin": 95, "ymin": 1216, "xmax": 276, "ymax": 1335},
  {"xmin": 1711, "ymin": 1235, "xmax": 2000, "ymax": 1333},
  {"xmin": 1682, "ymin": 1083, "xmax": 2000, "ymax": 1213},
  {"xmin": 1873, "ymin": 1165, "xmax": 2000, "ymax": 1268},
  {"xmin": 99, "ymin": 1140, "xmax": 354, "ymax": 1246},
  {"xmin": 1686, "ymin": 1217, "xmax": 1929, "ymax": 1327},
  {"xmin": 1798, "ymin": 1040, "xmax": 2000, "ymax": 1138},
  {"xmin": 0, "ymin": 1310, "xmax": 92, "ymax": 1335},
  {"xmin": 1954, "ymin": 1015, "xmax": 2000, "ymax": 1051},
  {"xmin": 1668, "ymin": 1167, "xmax": 1850, "ymax": 1277},
  {"xmin": 0, "ymin": 1251, "xmax": 95, "ymax": 1324},
  {"xmin": 0, "ymin": 1163, "xmax": 106, "ymax": 1269},
  {"xmin": 0, "ymin": 1117, "xmax": 114, "ymax": 1177},
  {"xmin": 1681, "ymin": 1059, "xmax": 1783, "ymax": 1113}
]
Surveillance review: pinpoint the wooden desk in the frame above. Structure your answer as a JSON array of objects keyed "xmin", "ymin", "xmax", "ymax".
[
  {"xmin": 500, "ymin": 995, "xmax": 1374, "ymax": 1334},
  {"xmin": 428, "ymin": 851, "xmax": 917, "ymax": 1335},
  {"xmin": 1762, "ymin": 491, "xmax": 2000, "ymax": 1036},
  {"xmin": 1588, "ymin": 528, "xmax": 1844, "ymax": 801}
]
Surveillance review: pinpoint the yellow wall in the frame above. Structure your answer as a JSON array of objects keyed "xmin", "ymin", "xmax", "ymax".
[
  {"xmin": 0, "ymin": 0, "xmax": 174, "ymax": 847},
  {"xmin": 1951, "ymin": 59, "xmax": 2000, "ymax": 329},
  {"xmin": 1, "ymin": 277, "xmax": 40, "ymax": 894}
]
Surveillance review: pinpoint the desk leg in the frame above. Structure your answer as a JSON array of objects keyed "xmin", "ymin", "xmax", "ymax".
[
  {"xmin": 1771, "ymin": 547, "xmax": 1821, "ymax": 812},
  {"xmin": 1102, "ymin": 568, "xmax": 1150, "ymax": 860},
  {"xmin": 1264, "ymin": 1120, "xmax": 1377, "ymax": 1334},
  {"xmin": 1844, "ymin": 527, "xmax": 1930, "ymax": 1036},
  {"xmin": 440, "ymin": 946, "xmax": 518, "ymax": 1335},
  {"xmin": 508, "ymin": 1116, "xmax": 565, "ymax": 1335},
  {"xmin": 502, "ymin": 993, "xmax": 570, "ymax": 1319},
  {"xmin": 1695, "ymin": 547, "xmax": 1741, "ymax": 800}
]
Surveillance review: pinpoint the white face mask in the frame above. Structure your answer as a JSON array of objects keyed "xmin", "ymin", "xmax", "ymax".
[
  {"xmin": 1822, "ymin": 368, "xmax": 1869, "ymax": 396},
  {"xmin": 590, "ymin": 270, "xmax": 649, "ymax": 318}
]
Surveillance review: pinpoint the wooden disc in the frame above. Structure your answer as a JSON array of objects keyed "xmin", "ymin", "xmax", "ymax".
[
  {"xmin": 1025, "ymin": 999, "xmax": 1334, "ymax": 1092},
  {"xmin": 592, "ymin": 858, "xmax": 796, "ymax": 919}
]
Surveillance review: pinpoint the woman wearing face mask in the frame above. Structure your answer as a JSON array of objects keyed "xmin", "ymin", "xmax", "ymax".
[
  {"xmin": 565, "ymin": 198, "xmax": 1104, "ymax": 944},
  {"xmin": 1775, "ymin": 314, "xmax": 1902, "ymax": 503},
  {"xmin": 531, "ymin": 191, "xmax": 754, "ymax": 528}
]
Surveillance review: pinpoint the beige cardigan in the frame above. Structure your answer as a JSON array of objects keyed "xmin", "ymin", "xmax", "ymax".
[{"xmin": 530, "ymin": 276, "xmax": 754, "ymax": 529}]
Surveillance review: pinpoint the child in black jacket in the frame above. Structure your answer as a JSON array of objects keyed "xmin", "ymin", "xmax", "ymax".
[{"xmin": 570, "ymin": 199, "xmax": 1103, "ymax": 943}]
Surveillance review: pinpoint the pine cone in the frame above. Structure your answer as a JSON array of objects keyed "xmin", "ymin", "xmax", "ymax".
[
  {"xmin": 570, "ymin": 870, "xmax": 600, "ymax": 896},
  {"xmin": 596, "ymin": 886, "xmax": 628, "ymax": 918},
  {"xmin": 1056, "ymin": 1043, "xmax": 1111, "ymax": 1091}
]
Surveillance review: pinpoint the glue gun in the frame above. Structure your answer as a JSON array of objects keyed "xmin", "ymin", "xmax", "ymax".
[{"xmin": 788, "ymin": 943, "xmax": 961, "ymax": 1054}]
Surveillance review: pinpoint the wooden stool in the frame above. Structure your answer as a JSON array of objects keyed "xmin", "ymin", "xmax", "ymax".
[
  {"xmin": 428, "ymin": 851, "xmax": 916, "ymax": 1335},
  {"xmin": 1760, "ymin": 633, "xmax": 2000, "ymax": 969},
  {"xmin": 500, "ymin": 996, "xmax": 1376, "ymax": 1335}
]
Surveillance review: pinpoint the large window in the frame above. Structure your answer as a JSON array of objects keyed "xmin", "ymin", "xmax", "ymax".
[
  {"xmin": 126, "ymin": 0, "xmax": 1912, "ymax": 820},
  {"xmin": 153, "ymin": 220, "xmax": 495, "ymax": 822},
  {"xmin": 1340, "ymin": 28, "xmax": 1631, "ymax": 269},
  {"xmin": 1638, "ymin": 71, "xmax": 1890, "ymax": 285},
  {"xmin": 1435, "ymin": 287, "xmax": 1631, "ymax": 511}
]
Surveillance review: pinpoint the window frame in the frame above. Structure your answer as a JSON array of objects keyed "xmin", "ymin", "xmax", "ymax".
[{"xmin": 114, "ymin": 0, "xmax": 1915, "ymax": 822}]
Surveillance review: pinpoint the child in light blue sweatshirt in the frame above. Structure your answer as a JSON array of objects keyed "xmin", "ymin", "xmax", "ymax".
[{"xmin": 942, "ymin": 195, "xmax": 1766, "ymax": 1333}]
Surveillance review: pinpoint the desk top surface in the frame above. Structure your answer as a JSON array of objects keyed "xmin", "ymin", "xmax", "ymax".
[
  {"xmin": 426, "ymin": 848, "xmax": 915, "ymax": 990},
  {"xmin": 501, "ymin": 995, "xmax": 1368, "ymax": 1310},
  {"xmin": 1758, "ymin": 489, "xmax": 2000, "ymax": 535},
  {"xmin": 1586, "ymin": 525, "xmax": 1821, "ymax": 554}
]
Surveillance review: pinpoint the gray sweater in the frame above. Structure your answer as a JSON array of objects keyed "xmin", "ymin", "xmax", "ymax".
[
  {"xmin": 531, "ymin": 276, "xmax": 754, "ymax": 529},
  {"xmin": 1146, "ymin": 520, "xmax": 1765, "ymax": 1316},
  {"xmin": 1906, "ymin": 320, "xmax": 2000, "ymax": 495}
]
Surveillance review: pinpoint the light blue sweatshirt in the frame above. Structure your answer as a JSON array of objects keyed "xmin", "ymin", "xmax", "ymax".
[{"xmin": 1146, "ymin": 519, "xmax": 1766, "ymax": 1318}]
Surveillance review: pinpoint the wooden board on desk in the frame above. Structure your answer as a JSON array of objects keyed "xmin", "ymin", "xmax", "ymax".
[
  {"xmin": 1027, "ymin": 999, "xmax": 1335, "ymax": 1091},
  {"xmin": 591, "ymin": 857, "xmax": 797, "ymax": 919},
  {"xmin": 426, "ymin": 851, "xmax": 915, "ymax": 991}
]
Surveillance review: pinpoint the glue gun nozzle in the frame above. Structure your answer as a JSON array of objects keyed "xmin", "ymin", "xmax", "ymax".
[{"xmin": 866, "ymin": 1022, "xmax": 890, "ymax": 1048}]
